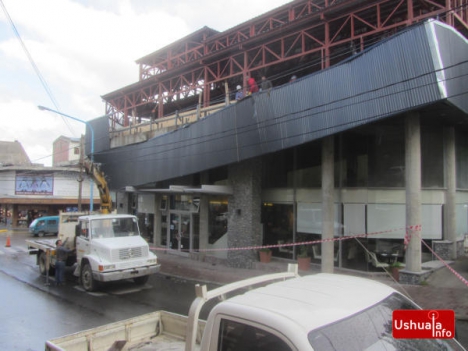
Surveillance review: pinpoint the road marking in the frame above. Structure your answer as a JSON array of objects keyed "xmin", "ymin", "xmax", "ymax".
[
  {"xmin": 73, "ymin": 285, "xmax": 108, "ymax": 296},
  {"xmin": 111, "ymin": 287, "xmax": 144, "ymax": 295},
  {"xmin": 72, "ymin": 284, "xmax": 151, "ymax": 296}
]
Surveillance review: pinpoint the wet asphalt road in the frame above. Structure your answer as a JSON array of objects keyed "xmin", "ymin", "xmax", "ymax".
[
  {"xmin": 1, "ymin": 228, "xmax": 467, "ymax": 350},
  {"xmin": 0, "ymin": 229, "xmax": 212, "ymax": 351}
]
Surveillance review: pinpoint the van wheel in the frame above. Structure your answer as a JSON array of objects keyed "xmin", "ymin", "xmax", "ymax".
[
  {"xmin": 38, "ymin": 231, "xmax": 45, "ymax": 237},
  {"xmin": 134, "ymin": 276, "xmax": 149, "ymax": 285},
  {"xmin": 81, "ymin": 263, "xmax": 97, "ymax": 292}
]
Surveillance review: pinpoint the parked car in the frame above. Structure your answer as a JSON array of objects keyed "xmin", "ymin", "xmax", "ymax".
[{"xmin": 28, "ymin": 216, "xmax": 59, "ymax": 237}]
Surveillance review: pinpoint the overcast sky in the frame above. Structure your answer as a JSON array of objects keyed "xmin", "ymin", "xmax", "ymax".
[{"xmin": 1, "ymin": 0, "xmax": 292, "ymax": 166}]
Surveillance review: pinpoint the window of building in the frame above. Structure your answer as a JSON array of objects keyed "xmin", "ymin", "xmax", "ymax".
[
  {"xmin": 421, "ymin": 126, "xmax": 443, "ymax": 188},
  {"xmin": 262, "ymin": 203, "xmax": 294, "ymax": 259},
  {"xmin": 208, "ymin": 198, "xmax": 228, "ymax": 244},
  {"xmin": 169, "ymin": 194, "xmax": 199, "ymax": 212},
  {"xmin": 74, "ymin": 147, "xmax": 80, "ymax": 155},
  {"xmin": 160, "ymin": 214, "xmax": 167, "ymax": 246},
  {"xmin": 456, "ymin": 129, "xmax": 468, "ymax": 189}
]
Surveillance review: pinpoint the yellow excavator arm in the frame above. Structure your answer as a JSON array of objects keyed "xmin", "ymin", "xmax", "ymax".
[{"xmin": 84, "ymin": 160, "xmax": 112, "ymax": 214}]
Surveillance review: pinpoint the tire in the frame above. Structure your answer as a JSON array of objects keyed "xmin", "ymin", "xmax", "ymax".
[
  {"xmin": 81, "ymin": 263, "xmax": 97, "ymax": 292},
  {"xmin": 38, "ymin": 231, "xmax": 45, "ymax": 237},
  {"xmin": 133, "ymin": 275, "xmax": 149, "ymax": 285},
  {"xmin": 38, "ymin": 252, "xmax": 55, "ymax": 276},
  {"xmin": 39, "ymin": 252, "xmax": 47, "ymax": 276}
]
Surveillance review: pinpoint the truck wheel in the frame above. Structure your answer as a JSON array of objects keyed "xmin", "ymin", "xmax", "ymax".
[
  {"xmin": 81, "ymin": 263, "xmax": 97, "ymax": 292},
  {"xmin": 133, "ymin": 275, "xmax": 149, "ymax": 285},
  {"xmin": 39, "ymin": 252, "xmax": 47, "ymax": 275},
  {"xmin": 39, "ymin": 252, "xmax": 54, "ymax": 276}
]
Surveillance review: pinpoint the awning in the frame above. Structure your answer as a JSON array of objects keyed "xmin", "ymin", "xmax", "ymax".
[
  {"xmin": 0, "ymin": 197, "xmax": 99, "ymax": 205},
  {"xmin": 135, "ymin": 185, "xmax": 233, "ymax": 195}
]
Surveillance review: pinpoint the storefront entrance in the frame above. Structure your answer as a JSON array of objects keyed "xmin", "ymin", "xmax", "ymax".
[{"xmin": 168, "ymin": 212, "xmax": 191, "ymax": 253}]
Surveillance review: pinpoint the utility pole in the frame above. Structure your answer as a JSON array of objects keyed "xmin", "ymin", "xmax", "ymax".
[{"xmin": 77, "ymin": 135, "xmax": 84, "ymax": 212}]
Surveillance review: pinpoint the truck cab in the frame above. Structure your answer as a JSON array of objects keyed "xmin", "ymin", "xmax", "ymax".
[{"xmin": 75, "ymin": 214, "xmax": 160, "ymax": 291}]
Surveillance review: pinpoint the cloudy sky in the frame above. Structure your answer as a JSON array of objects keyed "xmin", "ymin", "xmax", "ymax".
[{"xmin": 1, "ymin": 0, "xmax": 292, "ymax": 166}]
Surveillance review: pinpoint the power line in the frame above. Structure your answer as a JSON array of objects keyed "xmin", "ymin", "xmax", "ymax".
[{"xmin": 0, "ymin": 0, "xmax": 77, "ymax": 152}]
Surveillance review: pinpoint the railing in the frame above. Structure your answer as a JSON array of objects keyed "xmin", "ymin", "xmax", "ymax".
[{"xmin": 109, "ymin": 101, "xmax": 235, "ymax": 141}]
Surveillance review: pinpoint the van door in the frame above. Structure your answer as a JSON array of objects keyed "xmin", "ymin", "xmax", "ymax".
[
  {"xmin": 47, "ymin": 219, "xmax": 59, "ymax": 235},
  {"xmin": 36, "ymin": 220, "xmax": 46, "ymax": 237}
]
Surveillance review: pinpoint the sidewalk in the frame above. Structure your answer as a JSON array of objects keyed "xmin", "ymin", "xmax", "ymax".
[{"xmin": 157, "ymin": 250, "xmax": 468, "ymax": 321}]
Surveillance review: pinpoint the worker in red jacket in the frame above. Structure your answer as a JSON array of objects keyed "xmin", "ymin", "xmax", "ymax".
[{"xmin": 247, "ymin": 76, "xmax": 259, "ymax": 95}]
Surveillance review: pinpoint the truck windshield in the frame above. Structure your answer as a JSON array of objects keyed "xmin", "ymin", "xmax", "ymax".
[
  {"xmin": 90, "ymin": 217, "xmax": 139, "ymax": 239},
  {"xmin": 308, "ymin": 293, "xmax": 464, "ymax": 351}
]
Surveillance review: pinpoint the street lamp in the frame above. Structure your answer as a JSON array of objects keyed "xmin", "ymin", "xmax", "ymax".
[{"xmin": 38, "ymin": 105, "xmax": 96, "ymax": 212}]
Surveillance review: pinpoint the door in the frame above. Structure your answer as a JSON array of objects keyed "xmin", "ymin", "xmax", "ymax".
[
  {"xmin": 168, "ymin": 213, "xmax": 191, "ymax": 253},
  {"xmin": 75, "ymin": 221, "xmax": 90, "ymax": 263}
]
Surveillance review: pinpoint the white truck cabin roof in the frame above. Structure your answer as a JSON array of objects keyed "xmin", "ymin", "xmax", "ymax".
[{"xmin": 217, "ymin": 273, "xmax": 407, "ymax": 333}]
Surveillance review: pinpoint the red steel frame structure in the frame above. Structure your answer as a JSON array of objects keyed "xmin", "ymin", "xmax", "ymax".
[{"xmin": 102, "ymin": 0, "xmax": 468, "ymax": 128}]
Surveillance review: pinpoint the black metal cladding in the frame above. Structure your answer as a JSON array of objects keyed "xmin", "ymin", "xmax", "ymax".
[{"xmin": 94, "ymin": 20, "xmax": 468, "ymax": 190}]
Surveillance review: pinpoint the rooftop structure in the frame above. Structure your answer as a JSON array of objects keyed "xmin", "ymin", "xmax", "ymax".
[
  {"xmin": 0, "ymin": 140, "xmax": 31, "ymax": 167},
  {"xmin": 102, "ymin": 0, "xmax": 468, "ymax": 133}
]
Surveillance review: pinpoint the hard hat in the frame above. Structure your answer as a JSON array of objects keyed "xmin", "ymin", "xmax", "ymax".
[{"xmin": 237, "ymin": 85, "xmax": 242, "ymax": 90}]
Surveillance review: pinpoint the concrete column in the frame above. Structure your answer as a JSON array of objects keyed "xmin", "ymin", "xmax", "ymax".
[
  {"xmin": 199, "ymin": 196, "xmax": 209, "ymax": 251},
  {"xmin": 322, "ymin": 136, "xmax": 334, "ymax": 273},
  {"xmin": 199, "ymin": 171, "xmax": 210, "ymax": 252},
  {"xmin": 153, "ymin": 194, "xmax": 162, "ymax": 246},
  {"xmin": 405, "ymin": 113, "xmax": 422, "ymax": 273},
  {"xmin": 444, "ymin": 127, "xmax": 457, "ymax": 259},
  {"xmin": 227, "ymin": 158, "xmax": 262, "ymax": 268}
]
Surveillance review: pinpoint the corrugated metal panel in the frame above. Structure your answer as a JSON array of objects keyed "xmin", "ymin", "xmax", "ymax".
[
  {"xmin": 428, "ymin": 21, "xmax": 468, "ymax": 114},
  {"xmin": 95, "ymin": 20, "xmax": 468, "ymax": 189},
  {"xmin": 87, "ymin": 116, "xmax": 110, "ymax": 155}
]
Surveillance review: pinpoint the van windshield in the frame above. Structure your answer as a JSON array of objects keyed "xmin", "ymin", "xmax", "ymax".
[
  {"xmin": 29, "ymin": 218, "xmax": 45, "ymax": 228},
  {"xmin": 90, "ymin": 217, "xmax": 139, "ymax": 239},
  {"xmin": 308, "ymin": 293, "xmax": 464, "ymax": 351},
  {"xmin": 29, "ymin": 219, "xmax": 40, "ymax": 227}
]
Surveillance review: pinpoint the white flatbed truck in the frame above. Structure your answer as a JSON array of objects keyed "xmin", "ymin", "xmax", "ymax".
[
  {"xmin": 27, "ymin": 212, "xmax": 160, "ymax": 291},
  {"xmin": 44, "ymin": 264, "xmax": 465, "ymax": 351}
]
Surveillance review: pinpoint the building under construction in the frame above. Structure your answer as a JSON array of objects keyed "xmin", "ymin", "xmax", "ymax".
[
  {"xmin": 90, "ymin": 0, "xmax": 468, "ymax": 279},
  {"xmin": 102, "ymin": 0, "xmax": 468, "ymax": 129}
]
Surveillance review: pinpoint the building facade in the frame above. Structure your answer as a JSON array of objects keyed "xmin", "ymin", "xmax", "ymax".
[
  {"xmin": 0, "ymin": 165, "xmax": 103, "ymax": 228},
  {"xmin": 0, "ymin": 138, "xmax": 103, "ymax": 227},
  {"xmin": 52, "ymin": 136, "xmax": 81, "ymax": 167},
  {"xmin": 91, "ymin": 19, "xmax": 468, "ymax": 274}
]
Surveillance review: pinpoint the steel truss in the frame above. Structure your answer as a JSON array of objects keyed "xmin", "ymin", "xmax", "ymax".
[{"xmin": 103, "ymin": 0, "xmax": 468, "ymax": 128}]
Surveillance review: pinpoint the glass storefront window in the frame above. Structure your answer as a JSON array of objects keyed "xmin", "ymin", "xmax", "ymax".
[
  {"xmin": 262, "ymin": 203, "xmax": 294, "ymax": 259},
  {"xmin": 192, "ymin": 213, "xmax": 200, "ymax": 251},
  {"xmin": 169, "ymin": 194, "xmax": 200, "ymax": 212},
  {"xmin": 208, "ymin": 198, "xmax": 228, "ymax": 244},
  {"xmin": 160, "ymin": 214, "xmax": 167, "ymax": 246}
]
